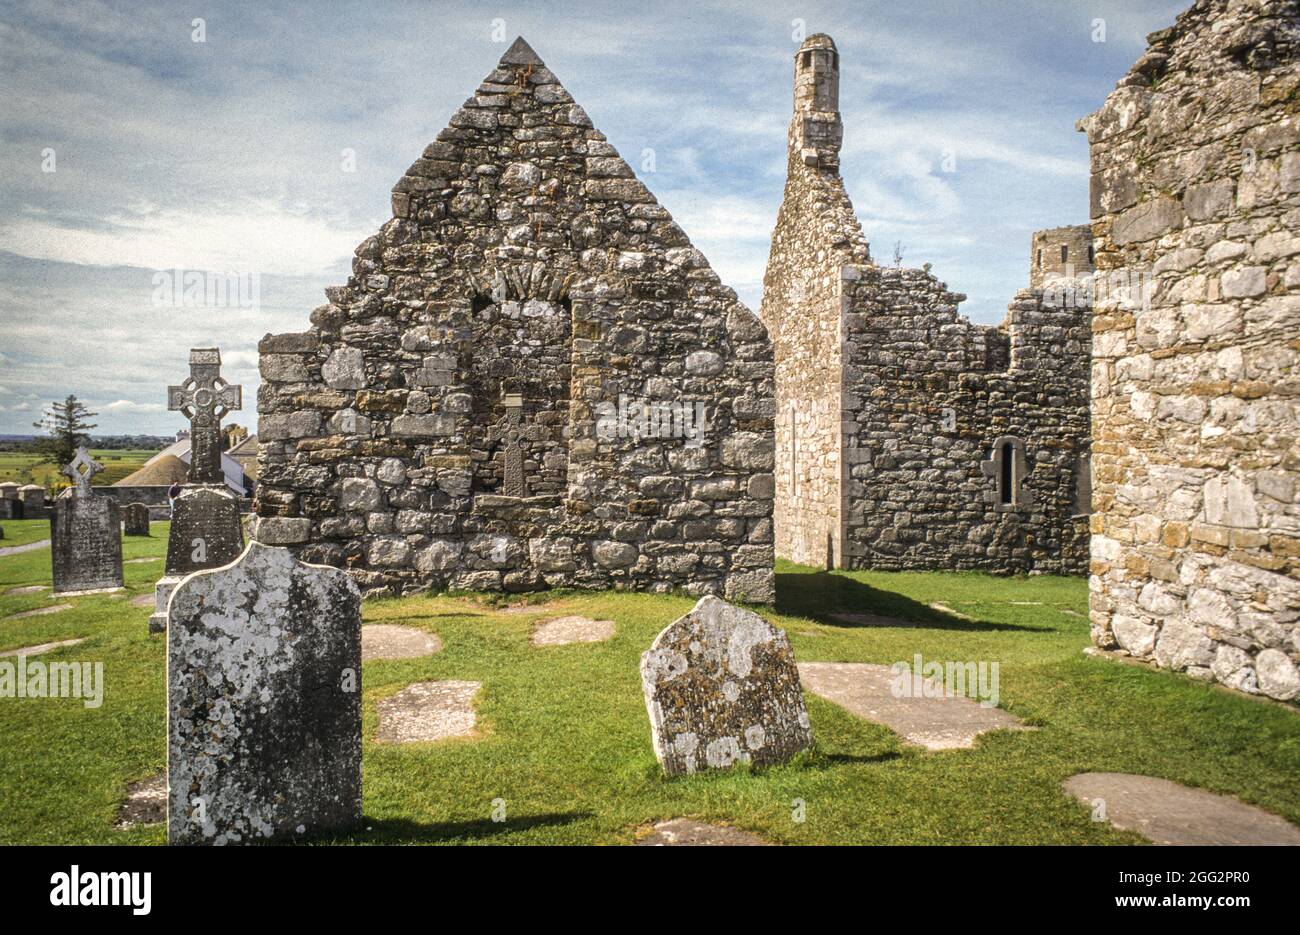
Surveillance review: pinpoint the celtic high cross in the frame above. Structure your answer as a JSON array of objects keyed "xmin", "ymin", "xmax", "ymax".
[{"xmin": 167, "ymin": 348, "xmax": 242, "ymax": 485}]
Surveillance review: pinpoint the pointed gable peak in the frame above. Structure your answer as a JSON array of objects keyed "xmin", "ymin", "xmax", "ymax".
[{"xmin": 499, "ymin": 36, "xmax": 544, "ymax": 67}]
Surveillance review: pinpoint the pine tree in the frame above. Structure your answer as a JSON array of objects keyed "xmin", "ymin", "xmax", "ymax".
[{"xmin": 32, "ymin": 395, "xmax": 98, "ymax": 474}]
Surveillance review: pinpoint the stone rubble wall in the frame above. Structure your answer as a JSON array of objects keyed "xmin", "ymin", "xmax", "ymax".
[
  {"xmin": 1082, "ymin": 0, "xmax": 1300, "ymax": 700},
  {"xmin": 841, "ymin": 267, "xmax": 1091, "ymax": 573},
  {"xmin": 762, "ymin": 34, "xmax": 1091, "ymax": 575},
  {"xmin": 255, "ymin": 42, "xmax": 776, "ymax": 603}
]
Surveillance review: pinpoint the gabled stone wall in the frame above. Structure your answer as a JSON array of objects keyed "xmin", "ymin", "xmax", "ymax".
[
  {"xmin": 762, "ymin": 34, "xmax": 1092, "ymax": 574},
  {"xmin": 255, "ymin": 38, "xmax": 775, "ymax": 602},
  {"xmin": 1082, "ymin": 0, "xmax": 1300, "ymax": 700}
]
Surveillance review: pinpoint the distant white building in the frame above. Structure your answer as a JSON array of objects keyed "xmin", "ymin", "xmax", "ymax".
[{"xmin": 140, "ymin": 438, "xmax": 251, "ymax": 496}]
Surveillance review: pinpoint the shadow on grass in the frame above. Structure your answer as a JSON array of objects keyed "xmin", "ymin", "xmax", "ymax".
[
  {"xmin": 356, "ymin": 810, "xmax": 594, "ymax": 844},
  {"xmin": 775, "ymin": 570, "xmax": 1046, "ymax": 633}
]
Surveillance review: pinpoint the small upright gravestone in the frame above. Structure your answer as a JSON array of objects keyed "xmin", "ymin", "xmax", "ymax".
[
  {"xmin": 50, "ymin": 449, "xmax": 123, "ymax": 596},
  {"xmin": 167, "ymin": 542, "xmax": 362, "ymax": 845},
  {"xmin": 641, "ymin": 596, "xmax": 813, "ymax": 776},
  {"xmin": 123, "ymin": 502, "xmax": 150, "ymax": 536},
  {"xmin": 150, "ymin": 488, "xmax": 243, "ymax": 633}
]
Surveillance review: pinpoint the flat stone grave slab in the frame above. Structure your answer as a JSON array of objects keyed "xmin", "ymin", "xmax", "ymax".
[
  {"xmin": 130, "ymin": 594, "xmax": 155, "ymax": 608},
  {"xmin": 5, "ymin": 585, "xmax": 48, "ymax": 595},
  {"xmin": 125, "ymin": 557, "xmax": 162, "ymax": 565},
  {"xmin": 497, "ymin": 603, "xmax": 560, "ymax": 615},
  {"xmin": 115, "ymin": 774, "xmax": 166, "ymax": 830},
  {"xmin": 532, "ymin": 615, "xmax": 615, "ymax": 646},
  {"xmin": 376, "ymin": 680, "xmax": 480, "ymax": 743},
  {"xmin": 4, "ymin": 604, "xmax": 74, "ymax": 621},
  {"xmin": 0, "ymin": 540, "xmax": 51, "ymax": 558},
  {"xmin": 636, "ymin": 818, "xmax": 770, "ymax": 846},
  {"xmin": 929, "ymin": 602, "xmax": 973, "ymax": 621},
  {"xmin": 0, "ymin": 638, "xmax": 85, "ymax": 658},
  {"xmin": 1063, "ymin": 773, "xmax": 1300, "ymax": 846},
  {"xmin": 361, "ymin": 624, "xmax": 443, "ymax": 661},
  {"xmin": 798, "ymin": 662, "xmax": 1029, "ymax": 751}
]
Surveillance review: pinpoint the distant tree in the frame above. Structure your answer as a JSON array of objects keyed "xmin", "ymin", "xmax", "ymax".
[
  {"xmin": 32, "ymin": 395, "xmax": 98, "ymax": 472},
  {"xmin": 892, "ymin": 241, "xmax": 905, "ymax": 268}
]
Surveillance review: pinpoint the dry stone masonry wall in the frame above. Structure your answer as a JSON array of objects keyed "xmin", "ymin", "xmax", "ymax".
[
  {"xmin": 1083, "ymin": 0, "xmax": 1300, "ymax": 701},
  {"xmin": 762, "ymin": 34, "xmax": 1092, "ymax": 574},
  {"xmin": 256, "ymin": 38, "xmax": 776, "ymax": 602}
]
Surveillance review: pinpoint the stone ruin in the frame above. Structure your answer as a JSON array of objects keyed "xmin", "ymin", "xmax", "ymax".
[
  {"xmin": 761, "ymin": 34, "xmax": 1092, "ymax": 574},
  {"xmin": 255, "ymin": 37, "xmax": 776, "ymax": 602},
  {"xmin": 1083, "ymin": 0, "xmax": 1300, "ymax": 701}
]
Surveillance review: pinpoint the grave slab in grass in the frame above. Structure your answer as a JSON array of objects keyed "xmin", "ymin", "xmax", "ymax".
[
  {"xmin": 636, "ymin": 818, "xmax": 770, "ymax": 846},
  {"xmin": 531, "ymin": 615, "xmax": 615, "ymax": 646},
  {"xmin": 1063, "ymin": 773, "xmax": 1300, "ymax": 846},
  {"xmin": 4, "ymin": 603, "xmax": 74, "ymax": 621},
  {"xmin": 376, "ymin": 680, "xmax": 480, "ymax": 744},
  {"xmin": 5, "ymin": 585, "xmax": 48, "ymax": 595},
  {"xmin": 0, "ymin": 638, "xmax": 85, "ymax": 658},
  {"xmin": 798, "ymin": 662, "xmax": 1029, "ymax": 751},
  {"xmin": 115, "ymin": 774, "xmax": 166, "ymax": 830},
  {"xmin": 362, "ymin": 624, "xmax": 443, "ymax": 661}
]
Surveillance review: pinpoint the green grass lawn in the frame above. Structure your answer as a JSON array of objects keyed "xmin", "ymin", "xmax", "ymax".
[
  {"xmin": 0, "ymin": 519, "xmax": 54, "ymax": 548},
  {"xmin": 0, "ymin": 449, "xmax": 158, "ymax": 490},
  {"xmin": 1, "ymin": 539, "xmax": 1296, "ymax": 845}
]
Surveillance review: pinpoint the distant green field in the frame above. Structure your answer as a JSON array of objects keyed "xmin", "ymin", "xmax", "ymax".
[{"xmin": 0, "ymin": 449, "xmax": 159, "ymax": 490}]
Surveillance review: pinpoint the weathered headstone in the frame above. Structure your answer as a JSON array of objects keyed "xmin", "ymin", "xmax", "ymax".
[
  {"xmin": 123, "ymin": 502, "xmax": 150, "ymax": 536},
  {"xmin": 164, "ymin": 487, "xmax": 242, "ymax": 575},
  {"xmin": 641, "ymin": 596, "xmax": 813, "ymax": 776},
  {"xmin": 50, "ymin": 449, "xmax": 124, "ymax": 596},
  {"xmin": 167, "ymin": 542, "xmax": 362, "ymax": 845},
  {"xmin": 18, "ymin": 484, "xmax": 47, "ymax": 519},
  {"xmin": 150, "ymin": 487, "xmax": 244, "ymax": 633}
]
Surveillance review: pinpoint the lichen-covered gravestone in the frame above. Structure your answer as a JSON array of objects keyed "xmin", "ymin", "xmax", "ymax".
[
  {"xmin": 167, "ymin": 542, "xmax": 362, "ymax": 845},
  {"xmin": 50, "ymin": 448, "xmax": 123, "ymax": 595},
  {"xmin": 641, "ymin": 596, "xmax": 813, "ymax": 776},
  {"xmin": 123, "ymin": 502, "xmax": 150, "ymax": 536}
]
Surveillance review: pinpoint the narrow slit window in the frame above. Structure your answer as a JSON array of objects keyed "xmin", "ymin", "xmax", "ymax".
[
  {"xmin": 1060, "ymin": 244, "xmax": 1069, "ymax": 263},
  {"xmin": 999, "ymin": 442, "xmax": 1014, "ymax": 505}
]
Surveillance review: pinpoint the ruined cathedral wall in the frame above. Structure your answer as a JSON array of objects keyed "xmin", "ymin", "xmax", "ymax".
[
  {"xmin": 759, "ymin": 156, "xmax": 861, "ymax": 568},
  {"xmin": 255, "ymin": 44, "xmax": 776, "ymax": 603},
  {"xmin": 1083, "ymin": 0, "xmax": 1300, "ymax": 700},
  {"xmin": 841, "ymin": 266, "xmax": 1091, "ymax": 574}
]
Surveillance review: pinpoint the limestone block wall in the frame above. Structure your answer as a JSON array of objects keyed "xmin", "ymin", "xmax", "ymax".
[
  {"xmin": 841, "ymin": 268, "xmax": 1091, "ymax": 573},
  {"xmin": 759, "ymin": 149, "xmax": 865, "ymax": 568},
  {"xmin": 1082, "ymin": 0, "xmax": 1300, "ymax": 700},
  {"xmin": 255, "ymin": 39, "xmax": 775, "ymax": 602},
  {"xmin": 762, "ymin": 33, "xmax": 1091, "ymax": 575}
]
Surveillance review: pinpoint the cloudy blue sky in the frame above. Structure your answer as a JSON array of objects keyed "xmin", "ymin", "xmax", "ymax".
[{"xmin": 0, "ymin": 0, "xmax": 1186, "ymax": 435}]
